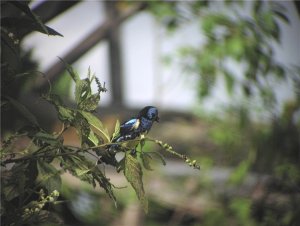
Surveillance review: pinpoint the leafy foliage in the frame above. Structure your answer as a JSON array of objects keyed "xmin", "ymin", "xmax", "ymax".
[
  {"xmin": 1, "ymin": 3, "xmax": 200, "ymax": 224},
  {"xmin": 148, "ymin": 1, "xmax": 299, "ymax": 225},
  {"xmin": 149, "ymin": 1, "xmax": 298, "ymax": 113},
  {"xmin": 1, "ymin": 63, "xmax": 200, "ymax": 225}
]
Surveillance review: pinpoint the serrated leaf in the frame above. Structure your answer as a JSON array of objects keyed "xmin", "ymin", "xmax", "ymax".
[
  {"xmin": 79, "ymin": 111, "xmax": 110, "ymax": 143},
  {"xmin": 91, "ymin": 167, "xmax": 117, "ymax": 206},
  {"xmin": 79, "ymin": 93, "xmax": 100, "ymax": 112},
  {"xmin": 37, "ymin": 160, "xmax": 61, "ymax": 192},
  {"xmin": 6, "ymin": 96, "xmax": 39, "ymax": 126},
  {"xmin": 75, "ymin": 79, "xmax": 90, "ymax": 105},
  {"xmin": 74, "ymin": 113, "xmax": 90, "ymax": 145},
  {"xmin": 124, "ymin": 153, "xmax": 148, "ymax": 212},
  {"xmin": 60, "ymin": 152, "xmax": 117, "ymax": 205}
]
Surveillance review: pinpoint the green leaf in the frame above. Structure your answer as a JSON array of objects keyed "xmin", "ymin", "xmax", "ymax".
[
  {"xmin": 74, "ymin": 113, "xmax": 90, "ymax": 145},
  {"xmin": 78, "ymin": 93, "xmax": 100, "ymax": 112},
  {"xmin": 88, "ymin": 129, "xmax": 99, "ymax": 146},
  {"xmin": 37, "ymin": 160, "xmax": 62, "ymax": 193},
  {"xmin": 79, "ymin": 111, "xmax": 110, "ymax": 143},
  {"xmin": 75, "ymin": 79, "xmax": 90, "ymax": 105},
  {"xmin": 147, "ymin": 151, "xmax": 166, "ymax": 166},
  {"xmin": 58, "ymin": 57, "xmax": 80, "ymax": 82},
  {"xmin": 76, "ymin": 168, "xmax": 91, "ymax": 176},
  {"xmin": 91, "ymin": 167, "xmax": 117, "ymax": 206},
  {"xmin": 34, "ymin": 131, "xmax": 61, "ymax": 146},
  {"xmin": 124, "ymin": 153, "xmax": 148, "ymax": 212},
  {"xmin": 111, "ymin": 120, "xmax": 120, "ymax": 141},
  {"xmin": 57, "ymin": 106, "xmax": 74, "ymax": 123},
  {"xmin": 60, "ymin": 152, "xmax": 117, "ymax": 205},
  {"xmin": 6, "ymin": 96, "xmax": 39, "ymax": 126},
  {"xmin": 44, "ymin": 94, "xmax": 74, "ymax": 123},
  {"xmin": 140, "ymin": 152, "xmax": 153, "ymax": 171}
]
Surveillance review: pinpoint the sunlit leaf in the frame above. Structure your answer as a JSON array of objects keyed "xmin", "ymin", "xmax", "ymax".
[
  {"xmin": 79, "ymin": 111, "xmax": 110, "ymax": 143},
  {"xmin": 111, "ymin": 120, "xmax": 120, "ymax": 141},
  {"xmin": 75, "ymin": 168, "xmax": 91, "ymax": 176},
  {"xmin": 88, "ymin": 129, "xmax": 99, "ymax": 146}
]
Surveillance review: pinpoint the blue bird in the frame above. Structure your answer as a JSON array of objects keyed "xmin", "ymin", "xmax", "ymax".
[
  {"xmin": 99, "ymin": 106, "xmax": 159, "ymax": 166},
  {"xmin": 113, "ymin": 106, "xmax": 160, "ymax": 143}
]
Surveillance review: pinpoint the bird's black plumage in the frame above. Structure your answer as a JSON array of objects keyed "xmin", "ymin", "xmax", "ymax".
[
  {"xmin": 99, "ymin": 106, "xmax": 159, "ymax": 166},
  {"xmin": 113, "ymin": 106, "xmax": 159, "ymax": 142}
]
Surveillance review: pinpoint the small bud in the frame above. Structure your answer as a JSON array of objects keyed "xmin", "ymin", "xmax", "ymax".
[{"xmin": 52, "ymin": 190, "xmax": 59, "ymax": 197}]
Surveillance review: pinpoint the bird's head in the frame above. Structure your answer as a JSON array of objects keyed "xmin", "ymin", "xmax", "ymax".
[{"xmin": 138, "ymin": 106, "xmax": 159, "ymax": 122}]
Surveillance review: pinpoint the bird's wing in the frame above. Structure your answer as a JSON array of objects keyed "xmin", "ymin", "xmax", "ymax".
[{"xmin": 120, "ymin": 118, "xmax": 140, "ymax": 135}]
